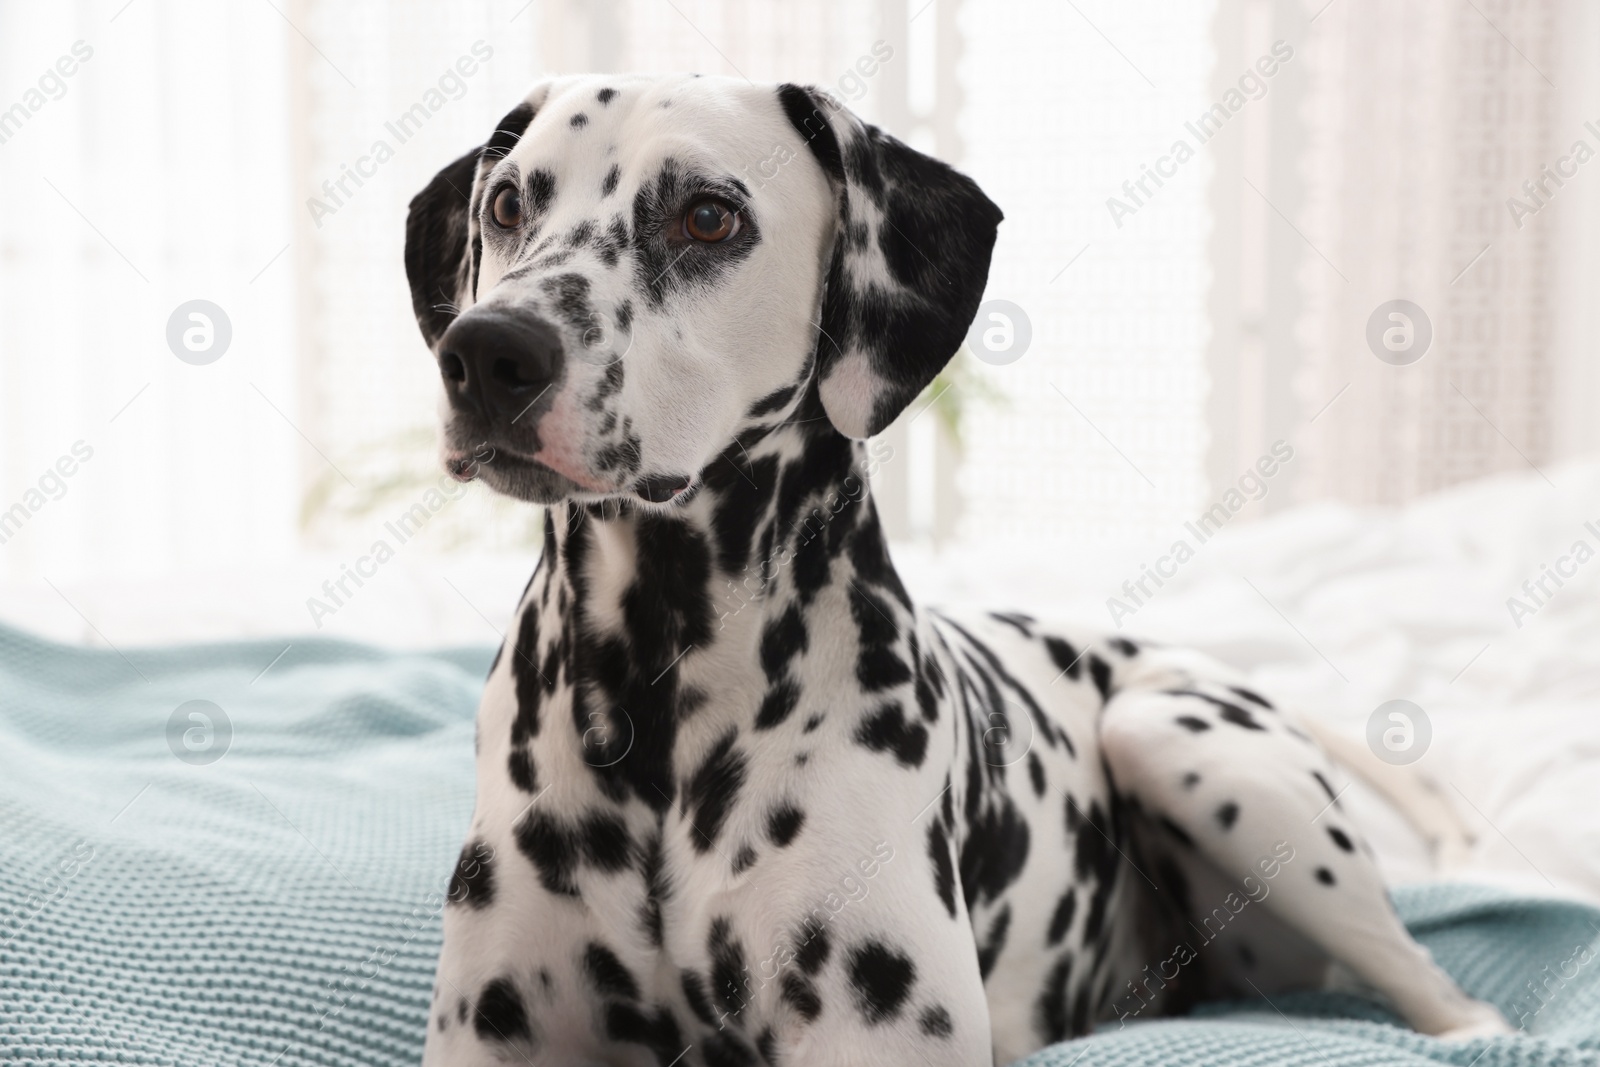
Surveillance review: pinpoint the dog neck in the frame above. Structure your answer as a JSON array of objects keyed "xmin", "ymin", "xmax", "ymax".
[{"xmin": 515, "ymin": 406, "xmax": 906, "ymax": 813}]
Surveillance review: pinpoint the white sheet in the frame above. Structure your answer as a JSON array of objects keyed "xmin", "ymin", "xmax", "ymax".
[{"xmin": 5, "ymin": 460, "xmax": 1597, "ymax": 903}]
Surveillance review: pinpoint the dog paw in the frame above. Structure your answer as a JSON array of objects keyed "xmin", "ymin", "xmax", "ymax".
[{"xmin": 1434, "ymin": 1002, "xmax": 1515, "ymax": 1041}]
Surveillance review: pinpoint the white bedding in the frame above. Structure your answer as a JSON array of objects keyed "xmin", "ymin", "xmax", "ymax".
[{"xmin": 5, "ymin": 460, "xmax": 1597, "ymax": 904}]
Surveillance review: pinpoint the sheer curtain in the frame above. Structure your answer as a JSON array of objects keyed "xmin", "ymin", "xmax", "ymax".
[
  {"xmin": 0, "ymin": 1, "xmax": 297, "ymax": 584},
  {"xmin": 6, "ymin": 0, "xmax": 1593, "ymax": 600},
  {"xmin": 1206, "ymin": 0, "xmax": 1599, "ymax": 510}
]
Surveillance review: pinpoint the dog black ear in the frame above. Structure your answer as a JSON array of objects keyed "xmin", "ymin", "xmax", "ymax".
[
  {"xmin": 404, "ymin": 88, "xmax": 549, "ymax": 349},
  {"xmin": 778, "ymin": 84, "xmax": 1003, "ymax": 439}
]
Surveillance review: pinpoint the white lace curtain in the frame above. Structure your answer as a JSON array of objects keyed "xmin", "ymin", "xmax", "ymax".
[
  {"xmin": 1210, "ymin": 0, "xmax": 1596, "ymax": 511},
  {"xmin": 3, "ymin": 0, "xmax": 1594, "ymax": 587}
]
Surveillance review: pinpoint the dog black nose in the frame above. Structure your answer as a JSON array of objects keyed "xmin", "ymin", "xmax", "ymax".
[{"xmin": 437, "ymin": 307, "xmax": 562, "ymax": 420}]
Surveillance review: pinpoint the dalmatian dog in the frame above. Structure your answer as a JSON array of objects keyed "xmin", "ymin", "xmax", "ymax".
[{"xmin": 404, "ymin": 74, "xmax": 1507, "ymax": 1066}]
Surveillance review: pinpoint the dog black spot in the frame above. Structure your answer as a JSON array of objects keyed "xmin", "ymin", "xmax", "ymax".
[
  {"xmin": 474, "ymin": 976, "xmax": 530, "ymax": 1042},
  {"xmin": 1219, "ymin": 704, "xmax": 1265, "ymax": 731},
  {"xmin": 597, "ymin": 87, "xmax": 617, "ymax": 104},
  {"xmin": 514, "ymin": 810, "xmax": 577, "ymax": 895},
  {"xmin": 514, "ymin": 809, "xmax": 631, "ymax": 896},
  {"xmin": 1216, "ymin": 802, "xmax": 1239, "ymax": 830},
  {"xmin": 976, "ymin": 904, "xmax": 1010, "ymax": 979},
  {"xmin": 457, "ymin": 997, "xmax": 468, "ymax": 1023},
  {"xmin": 989, "ymin": 610, "xmax": 1034, "ymax": 636},
  {"xmin": 732, "ymin": 845, "xmax": 758, "ymax": 874},
  {"xmin": 708, "ymin": 917, "xmax": 750, "ymax": 1017},
  {"xmin": 767, "ymin": 803, "xmax": 805, "ymax": 847},
  {"xmin": 796, "ymin": 917, "xmax": 831, "ymax": 975},
  {"xmin": 640, "ymin": 834, "xmax": 669, "ymax": 946},
  {"xmin": 1034, "ymin": 954, "xmax": 1073, "ymax": 1042},
  {"xmin": 914, "ymin": 665, "xmax": 939, "ymax": 724},
  {"xmin": 604, "ymin": 1002, "xmax": 683, "ymax": 1063},
  {"xmin": 1327, "ymin": 826, "xmax": 1354, "ymax": 852},
  {"xmin": 1182, "ymin": 771, "xmax": 1201, "ymax": 789},
  {"xmin": 854, "ymin": 701, "xmax": 928, "ymax": 768},
  {"xmin": 761, "ymin": 605, "xmax": 809, "ymax": 682},
  {"xmin": 780, "ymin": 971, "xmax": 822, "ymax": 1022},
  {"xmin": 1312, "ymin": 770, "xmax": 1340, "ymax": 803},
  {"xmin": 507, "ymin": 746, "xmax": 538, "ymax": 793},
  {"xmin": 847, "ymin": 940, "xmax": 916, "ymax": 1024},
  {"xmin": 565, "ymin": 219, "xmax": 597, "ymax": 249},
  {"xmin": 851, "ymin": 587, "xmax": 911, "ymax": 692},
  {"xmin": 540, "ymin": 271, "xmax": 595, "ymax": 335},
  {"xmin": 581, "ymin": 812, "xmax": 632, "ymax": 870},
  {"xmin": 710, "ymin": 453, "xmax": 778, "ymax": 577},
  {"xmin": 920, "ymin": 1004, "xmax": 954, "ymax": 1037},
  {"xmin": 1316, "ymin": 866, "xmax": 1336, "ymax": 886},
  {"xmin": 802, "ymin": 713, "xmax": 824, "ymax": 732},
  {"xmin": 686, "ymin": 729, "xmax": 747, "ymax": 853},
  {"xmin": 447, "ymin": 839, "xmax": 495, "ymax": 909},
  {"xmin": 960, "ymin": 797, "xmax": 1030, "ymax": 910},
  {"xmin": 755, "ymin": 679, "xmax": 800, "ymax": 731},
  {"xmin": 1027, "ymin": 751, "xmax": 1046, "ymax": 797},
  {"xmin": 681, "ymin": 969, "xmax": 716, "ymax": 1025},
  {"xmin": 1109, "ymin": 636, "xmax": 1139, "ymax": 656},
  {"xmin": 585, "ymin": 942, "xmax": 640, "ymax": 1000},
  {"xmin": 1087, "ymin": 655, "xmax": 1113, "ymax": 701},
  {"xmin": 570, "ymin": 112, "xmax": 589, "ymax": 129},
  {"xmin": 926, "ymin": 820, "xmax": 957, "ymax": 919},
  {"xmin": 746, "ymin": 383, "xmax": 797, "ymax": 417},
  {"xmin": 1044, "ymin": 635, "xmax": 1082, "ymax": 680},
  {"xmin": 704, "ymin": 1032, "xmax": 759, "ymax": 1067},
  {"xmin": 1175, "ymin": 715, "xmax": 1211, "ymax": 733},
  {"xmin": 527, "ymin": 168, "xmax": 557, "ymax": 217},
  {"xmin": 1047, "ymin": 887, "xmax": 1076, "ymax": 946},
  {"xmin": 1231, "ymin": 685, "xmax": 1273, "ymax": 709},
  {"xmin": 510, "ymin": 608, "xmax": 545, "ymax": 745}
]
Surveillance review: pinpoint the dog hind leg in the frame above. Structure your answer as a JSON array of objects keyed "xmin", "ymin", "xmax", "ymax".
[{"xmin": 1097, "ymin": 656, "xmax": 1508, "ymax": 1038}]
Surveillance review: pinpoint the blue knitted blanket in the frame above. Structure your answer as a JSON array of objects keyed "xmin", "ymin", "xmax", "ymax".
[{"xmin": 1, "ymin": 621, "xmax": 1596, "ymax": 1066}]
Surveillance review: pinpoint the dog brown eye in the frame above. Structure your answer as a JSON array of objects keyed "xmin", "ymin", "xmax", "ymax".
[
  {"xmin": 684, "ymin": 198, "xmax": 738, "ymax": 242},
  {"xmin": 491, "ymin": 185, "xmax": 523, "ymax": 229}
]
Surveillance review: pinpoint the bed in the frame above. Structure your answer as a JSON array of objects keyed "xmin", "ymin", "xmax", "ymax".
[{"xmin": 2, "ymin": 459, "xmax": 1596, "ymax": 1065}]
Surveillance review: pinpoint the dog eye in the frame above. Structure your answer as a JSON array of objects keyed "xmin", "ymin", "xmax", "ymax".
[
  {"xmin": 491, "ymin": 185, "xmax": 523, "ymax": 229},
  {"xmin": 683, "ymin": 198, "xmax": 739, "ymax": 242}
]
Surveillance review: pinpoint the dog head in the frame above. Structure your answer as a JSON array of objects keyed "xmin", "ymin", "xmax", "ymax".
[{"xmin": 405, "ymin": 74, "xmax": 1001, "ymax": 506}]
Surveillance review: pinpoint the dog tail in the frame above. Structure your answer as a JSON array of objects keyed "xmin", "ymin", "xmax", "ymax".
[{"xmin": 1296, "ymin": 715, "xmax": 1476, "ymax": 872}]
